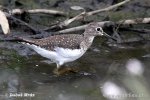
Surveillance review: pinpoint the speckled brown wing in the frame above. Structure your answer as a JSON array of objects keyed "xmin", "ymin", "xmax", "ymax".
[{"xmin": 21, "ymin": 34, "xmax": 84, "ymax": 51}]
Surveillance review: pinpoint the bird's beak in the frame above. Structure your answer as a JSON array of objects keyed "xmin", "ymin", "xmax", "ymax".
[{"xmin": 103, "ymin": 32, "xmax": 117, "ymax": 41}]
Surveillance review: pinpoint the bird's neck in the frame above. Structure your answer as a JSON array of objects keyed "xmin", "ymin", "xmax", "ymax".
[{"xmin": 80, "ymin": 35, "xmax": 95, "ymax": 51}]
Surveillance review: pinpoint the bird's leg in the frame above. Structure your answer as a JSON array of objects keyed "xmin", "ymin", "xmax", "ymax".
[
  {"xmin": 53, "ymin": 63, "xmax": 61, "ymax": 75},
  {"xmin": 53, "ymin": 63, "xmax": 79, "ymax": 75}
]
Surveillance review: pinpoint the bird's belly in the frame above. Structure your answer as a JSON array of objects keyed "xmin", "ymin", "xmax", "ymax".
[
  {"xmin": 54, "ymin": 47, "xmax": 85, "ymax": 63},
  {"xmin": 26, "ymin": 44, "xmax": 85, "ymax": 64}
]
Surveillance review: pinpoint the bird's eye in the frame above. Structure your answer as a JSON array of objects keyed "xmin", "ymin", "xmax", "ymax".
[{"xmin": 96, "ymin": 27, "xmax": 103, "ymax": 32}]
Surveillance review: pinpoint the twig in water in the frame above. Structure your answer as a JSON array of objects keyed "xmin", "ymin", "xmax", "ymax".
[
  {"xmin": 118, "ymin": 18, "xmax": 150, "ymax": 25},
  {"xmin": 86, "ymin": 0, "xmax": 131, "ymax": 16},
  {"xmin": 10, "ymin": 9, "xmax": 67, "ymax": 16}
]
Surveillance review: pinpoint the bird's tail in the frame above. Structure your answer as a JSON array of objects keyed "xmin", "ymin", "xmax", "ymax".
[{"xmin": 1, "ymin": 35, "xmax": 35, "ymax": 44}]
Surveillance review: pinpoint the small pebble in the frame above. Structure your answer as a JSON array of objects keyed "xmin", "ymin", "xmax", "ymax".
[{"xmin": 35, "ymin": 64, "xmax": 39, "ymax": 67}]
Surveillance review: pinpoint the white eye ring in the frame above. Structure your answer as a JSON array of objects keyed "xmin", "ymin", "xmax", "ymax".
[{"xmin": 96, "ymin": 27, "xmax": 103, "ymax": 33}]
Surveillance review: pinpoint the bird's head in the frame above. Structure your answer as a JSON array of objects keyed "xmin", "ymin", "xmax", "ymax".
[{"xmin": 84, "ymin": 22, "xmax": 115, "ymax": 40}]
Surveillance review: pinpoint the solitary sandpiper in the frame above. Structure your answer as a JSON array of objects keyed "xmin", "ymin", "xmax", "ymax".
[{"xmin": 17, "ymin": 22, "xmax": 114, "ymax": 74}]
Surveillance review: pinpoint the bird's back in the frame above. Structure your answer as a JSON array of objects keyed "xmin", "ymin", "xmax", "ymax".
[{"xmin": 20, "ymin": 34, "xmax": 84, "ymax": 51}]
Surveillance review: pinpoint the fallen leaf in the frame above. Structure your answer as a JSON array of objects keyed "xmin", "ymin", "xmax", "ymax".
[{"xmin": 0, "ymin": 10, "xmax": 10, "ymax": 34}]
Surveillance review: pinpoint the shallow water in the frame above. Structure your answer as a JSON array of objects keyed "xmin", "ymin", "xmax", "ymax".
[{"xmin": 0, "ymin": 38, "xmax": 150, "ymax": 100}]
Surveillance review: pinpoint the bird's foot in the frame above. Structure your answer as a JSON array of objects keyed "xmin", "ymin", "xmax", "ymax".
[{"xmin": 53, "ymin": 67, "xmax": 79, "ymax": 76}]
